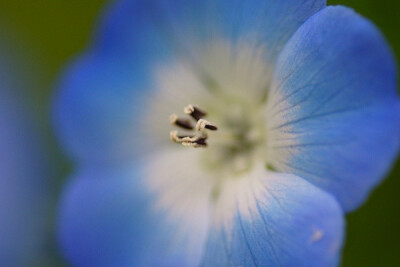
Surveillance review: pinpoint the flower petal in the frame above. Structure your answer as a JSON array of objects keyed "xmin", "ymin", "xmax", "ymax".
[
  {"xmin": 154, "ymin": 0, "xmax": 326, "ymax": 61},
  {"xmin": 266, "ymin": 6, "xmax": 400, "ymax": 211},
  {"xmin": 97, "ymin": 0, "xmax": 326, "ymax": 61},
  {"xmin": 53, "ymin": 52, "xmax": 151, "ymax": 163},
  {"xmin": 54, "ymin": 0, "xmax": 326, "ymax": 162},
  {"xmin": 58, "ymin": 163, "xmax": 210, "ymax": 266},
  {"xmin": 201, "ymin": 168, "xmax": 344, "ymax": 266}
]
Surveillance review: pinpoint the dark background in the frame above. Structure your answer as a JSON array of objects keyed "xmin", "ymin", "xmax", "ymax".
[{"xmin": 0, "ymin": 0, "xmax": 398, "ymax": 266}]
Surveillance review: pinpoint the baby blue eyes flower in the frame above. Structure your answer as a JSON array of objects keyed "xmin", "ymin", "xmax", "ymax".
[{"xmin": 54, "ymin": 0, "xmax": 400, "ymax": 266}]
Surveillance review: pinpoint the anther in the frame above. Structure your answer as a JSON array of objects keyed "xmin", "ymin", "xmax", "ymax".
[
  {"xmin": 170, "ymin": 131, "xmax": 194, "ymax": 142},
  {"xmin": 182, "ymin": 136, "xmax": 208, "ymax": 148},
  {"xmin": 196, "ymin": 119, "xmax": 218, "ymax": 131},
  {"xmin": 170, "ymin": 131, "xmax": 207, "ymax": 148},
  {"xmin": 169, "ymin": 114, "xmax": 194, "ymax": 130},
  {"xmin": 170, "ymin": 104, "xmax": 217, "ymax": 148},
  {"xmin": 184, "ymin": 105, "xmax": 207, "ymax": 121}
]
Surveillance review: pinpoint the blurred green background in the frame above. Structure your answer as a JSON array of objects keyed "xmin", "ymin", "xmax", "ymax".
[{"xmin": 0, "ymin": 0, "xmax": 398, "ymax": 266}]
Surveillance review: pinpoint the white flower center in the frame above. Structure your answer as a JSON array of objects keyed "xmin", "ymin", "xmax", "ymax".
[
  {"xmin": 143, "ymin": 39, "xmax": 276, "ymax": 227},
  {"xmin": 200, "ymin": 98, "xmax": 266, "ymax": 177}
]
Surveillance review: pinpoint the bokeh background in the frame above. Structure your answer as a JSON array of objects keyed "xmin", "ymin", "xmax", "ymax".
[{"xmin": 0, "ymin": 0, "xmax": 398, "ymax": 266}]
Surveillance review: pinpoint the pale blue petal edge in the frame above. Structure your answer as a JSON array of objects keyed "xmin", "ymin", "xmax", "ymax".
[
  {"xmin": 57, "ymin": 164, "xmax": 209, "ymax": 267},
  {"xmin": 201, "ymin": 172, "xmax": 344, "ymax": 267}
]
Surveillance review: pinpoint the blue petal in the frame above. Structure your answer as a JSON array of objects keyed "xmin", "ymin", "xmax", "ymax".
[
  {"xmin": 201, "ymin": 172, "xmax": 344, "ymax": 267},
  {"xmin": 58, "ymin": 164, "xmax": 209, "ymax": 266},
  {"xmin": 266, "ymin": 6, "xmax": 400, "ymax": 211},
  {"xmin": 54, "ymin": 0, "xmax": 326, "ymax": 162},
  {"xmin": 97, "ymin": 0, "xmax": 326, "ymax": 62},
  {"xmin": 152, "ymin": 0, "xmax": 326, "ymax": 61},
  {"xmin": 53, "ymin": 52, "xmax": 152, "ymax": 163}
]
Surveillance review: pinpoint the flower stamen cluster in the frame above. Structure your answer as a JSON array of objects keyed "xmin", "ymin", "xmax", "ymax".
[{"xmin": 169, "ymin": 104, "xmax": 217, "ymax": 148}]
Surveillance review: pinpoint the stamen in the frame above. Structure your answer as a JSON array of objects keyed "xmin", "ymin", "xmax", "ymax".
[
  {"xmin": 170, "ymin": 130, "xmax": 181, "ymax": 143},
  {"xmin": 182, "ymin": 135, "xmax": 208, "ymax": 148},
  {"xmin": 170, "ymin": 130, "xmax": 193, "ymax": 143},
  {"xmin": 184, "ymin": 104, "xmax": 207, "ymax": 121},
  {"xmin": 170, "ymin": 104, "xmax": 217, "ymax": 148},
  {"xmin": 169, "ymin": 114, "xmax": 194, "ymax": 130},
  {"xmin": 170, "ymin": 131, "xmax": 207, "ymax": 148},
  {"xmin": 196, "ymin": 119, "xmax": 218, "ymax": 131}
]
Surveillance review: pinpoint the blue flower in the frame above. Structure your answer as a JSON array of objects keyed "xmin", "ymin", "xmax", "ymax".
[
  {"xmin": 54, "ymin": 0, "xmax": 400, "ymax": 266},
  {"xmin": 0, "ymin": 54, "xmax": 49, "ymax": 264}
]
